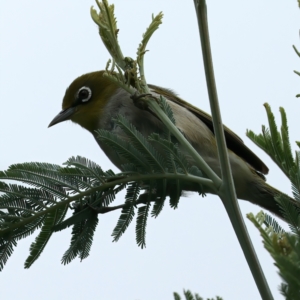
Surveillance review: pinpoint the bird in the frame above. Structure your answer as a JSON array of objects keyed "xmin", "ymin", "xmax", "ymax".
[{"xmin": 49, "ymin": 70, "xmax": 296, "ymax": 220}]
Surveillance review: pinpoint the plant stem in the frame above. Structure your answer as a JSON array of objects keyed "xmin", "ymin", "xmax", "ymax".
[
  {"xmin": 148, "ymin": 100, "xmax": 222, "ymax": 187},
  {"xmin": 193, "ymin": 1, "xmax": 273, "ymax": 299},
  {"xmin": 0, "ymin": 172, "xmax": 214, "ymax": 236}
]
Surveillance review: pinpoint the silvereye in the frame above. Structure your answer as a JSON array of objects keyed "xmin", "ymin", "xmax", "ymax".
[{"xmin": 49, "ymin": 70, "xmax": 294, "ymax": 219}]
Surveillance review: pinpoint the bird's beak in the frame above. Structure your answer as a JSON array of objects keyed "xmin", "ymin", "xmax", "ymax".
[{"xmin": 48, "ymin": 107, "xmax": 76, "ymax": 127}]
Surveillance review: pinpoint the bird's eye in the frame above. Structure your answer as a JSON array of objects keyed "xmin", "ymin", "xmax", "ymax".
[{"xmin": 77, "ymin": 86, "xmax": 92, "ymax": 103}]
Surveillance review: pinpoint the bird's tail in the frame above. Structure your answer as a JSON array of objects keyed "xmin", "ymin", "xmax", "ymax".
[{"xmin": 246, "ymin": 180, "xmax": 299, "ymax": 221}]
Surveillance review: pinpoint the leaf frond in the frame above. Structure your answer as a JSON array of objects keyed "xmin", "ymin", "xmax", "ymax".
[
  {"xmin": 96, "ymin": 129, "xmax": 149, "ymax": 171},
  {"xmin": 63, "ymin": 156, "xmax": 105, "ymax": 182},
  {"xmin": 275, "ymin": 195, "xmax": 300, "ymax": 237},
  {"xmin": 135, "ymin": 197, "xmax": 151, "ymax": 249},
  {"xmin": 115, "ymin": 115, "xmax": 167, "ymax": 173},
  {"xmin": 25, "ymin": 204, "xmax": 69, "ymax": 268},
  {"xmin": 112, "ymin": 182, "xmax": 140, "ymax": 242},
  {"xmin": 148, "ymin": 133, "xmax": 190, "ymax": 174},
  {"xmin": 151, "ymin": 179, "xmax": 167, "ymax": 218},
  {"xmin": 61, "ymin": 210, "xmax": 98, "ymax": 265},
  {"xmin": 0, "ymin": 236, "xmax": 17, "ymax": 271}
]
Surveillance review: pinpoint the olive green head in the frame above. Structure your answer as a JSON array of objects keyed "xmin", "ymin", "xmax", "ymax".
[{"xmin": 49, "ymin": 71, "xmax": 118, "ymax": 132}]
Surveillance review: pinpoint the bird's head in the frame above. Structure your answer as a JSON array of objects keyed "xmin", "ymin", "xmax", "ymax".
[{"xmin": 48, "ymin": 71, "xmax": 117, "ymax": 132}]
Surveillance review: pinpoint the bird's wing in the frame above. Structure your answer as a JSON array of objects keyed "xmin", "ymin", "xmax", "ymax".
[{"xmin": 149, "ymin": 84, "xmax": 269, "ymax": 175}]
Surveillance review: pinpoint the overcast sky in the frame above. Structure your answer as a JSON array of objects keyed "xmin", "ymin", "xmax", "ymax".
[{"xmin": 0, "ymin": 1, "xmax": 299, "ymax": 299}]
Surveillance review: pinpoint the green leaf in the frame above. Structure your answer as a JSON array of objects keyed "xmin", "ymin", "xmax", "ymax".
[
  {"xmin": 0, "ymin": 236, "xmax": 17, "ymax": 271},
  {"xmin": 151, "ymin": 179, "xmax": 167, "ymax": 218},
  {"xmin": 63, "ymin": 156, "xmax": 105, "ymax": 182},
  {"xmin": 112, "ymin": 182, "xmax": 140, "ymax": 242},
  {"xmin": 248, "ymin": 211, "xmax": 300, "ymax": 298},
  {"xmin": 173, "ymin": 292, "xmax": 181, "ymax": 300},
  {"xmin": 159, "ymin": 95, "xmax": 176, "ymax": 125},
  {"xmin": 61, "ymin": 210, "xmax": 98, "ymax": 264},
  {"xmin": 25, "ymin": 204, "xmax": 69, "ymax": 268},
  {"xmin": 183, "ymin": 290, "xmax": 195, "ymax": 300},
  {"xmin": 78, "ymin": 212, "xmax": 99, "ymax": 261},
  {"xmin": 115, "ymin": 114, "xmax": 167, "ymax": 173},
  {"xmin": 279, "ymin": 107, "xmax": 294, "ymax": 172},
  {"xmin": 148, "ymin": 133, "xmax": 189, "ymax": 174},
  {"xmin": 246, "ymin": 129, "xmax": 268, "ymax": 152},
  {"xmin": 275, "ymin": 195, "xmax": 300, "ymax": 237},
  {"xmin": 169, "ymin": 180, "xmax": 181, "ymax": 209},
  {"xmin": 263, "ymin": 213, "xmax": 285, "ymax": 234},
  {"xmin": 135, "ymin": 199, "xmax": 151, "ymax": 249},
  {"xmin": 90, "ymin": 0, "xmax": 125, "ymax": 69},
  {"xmin": 136, "ymin": 12, "xmax": 163, "ymax": 67},
  {"xmin": 247, "ymin": 105, "xmax": 296, "ymax": 179},
  {"xmin": 8, "ymin": 215, "xmax": 46, "ymax": 242},
  {"xmin": 188, "ymin": 166, "xmax": 204, "ymax": 195},
  {"xmin": 264, "ymin": 104, "xmax": 284, "ymax": 164},
  {"xmin": 96, "ymin": 129, "xmax": 149, "ymax": 171},
  {"xmin": 0, "ymin": 184, "xmax": 56, "ymax": 212},
  {"xmin": 0, "ymin": 163, "xmax": 69, "ymax": 198},
  {"xmin": 25, "ymin": 205, "xmax": 68, "ymax": 269}
]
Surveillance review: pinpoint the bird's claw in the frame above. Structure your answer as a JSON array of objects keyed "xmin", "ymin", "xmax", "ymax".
[{"xmin": 130, "ymin": 92, "xmax": 152, "ymax": 110}]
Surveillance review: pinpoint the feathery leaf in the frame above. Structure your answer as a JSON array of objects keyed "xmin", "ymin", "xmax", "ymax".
[
  {"xmin": 151, "ymin": 179, "xmax": 167, "ymax": 218},
  {"xmin": 0, "ymin": 236, "xmax": 17, "ymax": 271},
  {"xmin": 135, "ymin": 195, "xmax": 151, "ymax": 249},
  {"xmin": 25, "ymin": 204, "xmax": 68, "ymax": 268},
  {"xmin": 61, "ymin": 209, "xmax": 98, "ymax": 265},
  {"xmin": 112, "ymin": 182, "xmax": 140, "ymax": 242},
  {"xmin": 115, "ymin": 114, "xmax": 167, "ymax": 173}
]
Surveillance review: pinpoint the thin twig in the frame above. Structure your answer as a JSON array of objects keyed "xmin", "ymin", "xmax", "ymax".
[{"xmin": 89, "ymin": 196, "xmax": 158, "ymax": 214}]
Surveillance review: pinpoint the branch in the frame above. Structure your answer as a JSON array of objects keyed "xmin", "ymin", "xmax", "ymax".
[
  {"xmin": 89, "ymin": 195, "xmax": 159, "ymax": 214},
  {"xmin": 0, "ymin": 172, "xmax": 213, "ymax": 236},
  {"xmin": 193, "ymin": 1, "xmax": 273, "ymax": 299}
]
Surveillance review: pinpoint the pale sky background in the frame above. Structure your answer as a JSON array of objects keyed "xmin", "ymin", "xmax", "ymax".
[{"xmin": 0, "ymin": 1, "xmax": 299, "ymax": 299}]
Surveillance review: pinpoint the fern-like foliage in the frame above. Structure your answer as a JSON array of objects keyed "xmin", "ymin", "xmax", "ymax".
[
  {"xmin": 173, "ymin": 290, "xmax": 223, "ymax": 300},
  {"xmin": 293, "ymin": 44, "xmax": 300, "ymax": 97},
  {"xmin": 113, "ymin": 114, "xmax": 167, "ymax": 173},
  {"xmin": 25, "ymin": 204, "xmax": 68, "ymax": 268},
  {"xmin": 112, "ymin": 181, "xmax": 140, "ymax": 242},
  {"xmin": 247, "ymin": 105, "xmax": 300, "ymax": 226},
  {"xmin": 61, "ymin": 207, "xmax": 99, "ymax": 265},
  {"xmin": 0, "ymin": 105, "xmax": 205, "ymax": 270},
  {"xmin": 247, "ymin": 103, "xmax": 300, "ymax": 298},
  {"xmin": 135, "ymin": 197, "xmax": 151, "ymax": 249},
  {"xmin": 248, "ymin": 212, "xmax": 300, "ymax": 299},
  {"xmin": 247, "ymin": 104, "xmax": 295, "ymax": 179}
]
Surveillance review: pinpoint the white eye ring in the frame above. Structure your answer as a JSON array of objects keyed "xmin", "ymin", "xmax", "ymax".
[{"xmin": 77, "ymin": 86, "xmax": 92, "ymax": 103}]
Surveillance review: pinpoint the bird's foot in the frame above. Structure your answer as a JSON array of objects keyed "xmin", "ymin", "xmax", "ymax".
[{"xmin": 130, "ymin": 92, "xmax": 153, "ymax": 110}]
